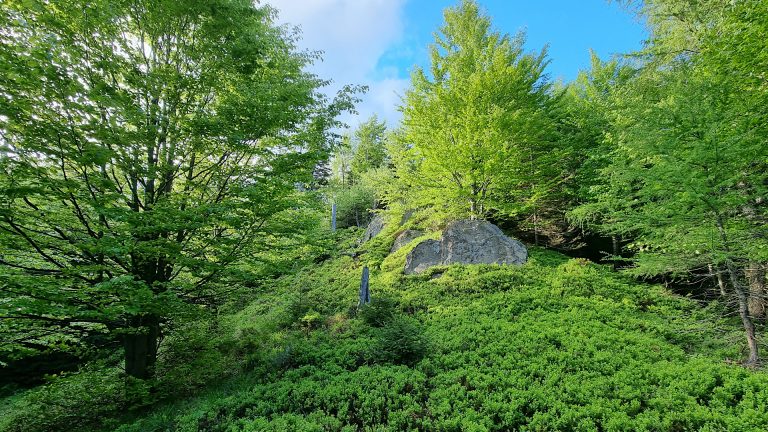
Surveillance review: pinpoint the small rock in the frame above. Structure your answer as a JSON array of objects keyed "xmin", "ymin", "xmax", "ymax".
[{"xmin": 362, "ymin": 214, "xmax": 384, "ymax": 242}]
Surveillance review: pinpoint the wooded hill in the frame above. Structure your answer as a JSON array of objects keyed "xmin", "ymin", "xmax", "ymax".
[{"xmin": 1, "ymin": 0, "xmax": 766, "ymax": 431}]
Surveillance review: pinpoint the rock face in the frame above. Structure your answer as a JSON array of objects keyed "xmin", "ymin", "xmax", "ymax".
[
  {"xmin": 404, "ymin": 220, "xmax": 527, "ymax": 274},
  {"xmin": 404, "ymin": 239, "xmax": 442, "ymax": 275},
  {"xmin": 441, "ymin": 220, "xmax": 527, "ymax": 266},
  {"xmin": 390, "ymin": 229, "xmax": 424, "ymax": 253},
  {"xmin": 362, "ymin": 214, "xmax": 385, "ymax": 242}
]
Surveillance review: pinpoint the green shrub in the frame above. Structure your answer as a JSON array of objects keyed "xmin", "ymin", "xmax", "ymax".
[
  {"xmin": 359, "ymin": 297, "xmax": 399, "ymax": 327},
  {"xmin": 8, "ymin": 229, "xmax": 768, "ymax": 432},
  {"xmin": 0, "ymin": 364, "xmax": 151, "ymax": 432},
  {"xmin": 371, "ymin": 316, "xmax": 428, "ymax": 366}
]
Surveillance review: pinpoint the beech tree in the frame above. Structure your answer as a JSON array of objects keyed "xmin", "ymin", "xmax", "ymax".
[
  {"xmin": 0, "ymin": 0, "xmax": 357, "ymax": 378},
  {"xmin": 396, "ymin": 0, "xmax": 556, "ymax": 222}
]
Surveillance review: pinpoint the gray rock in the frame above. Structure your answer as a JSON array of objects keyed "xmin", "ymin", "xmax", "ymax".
[
  {"xmin": 441, "ymin": 220, "xmax": 527, "ymax": 266},
  {"xmin": 404, "ymin": 239, "xmax": 442, "ymax": 275},
  {"xmin": 362, "ymin": 214, "xmax": 384, "ymax": 242},
  {"xmin": 403, "ymin": 220, "xmax": 527, "ymax": 274},
  {"xmin": 390, "ymin": 229, "xmax": 424, "ymax": 253},
  {"xmin": 400, "ymin": 209, "xmax": 416, "ymax": 225}
]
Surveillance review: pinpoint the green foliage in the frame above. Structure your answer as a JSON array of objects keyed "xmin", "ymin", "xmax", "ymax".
[
  {"xmin": 0, "ymin": 363, "xmax": 151, "ymax": 432},
  {"xmin": 359, "ymin": 297, "xmax": 399, "ymax": 327},
  {"xmin": 350, "ymin": 115, "xmax": 389, "ymax": 177},
  {"xmin": 371, "ymin": 315, "xmax": 427, "ymax": 366},
  {"xmin": 394, "ymin": 0, "xmax": 558, "ymax": 221},
  {"xmin": 0, "ymin": 0, "xmax": 358, "ymax": 378},
  {"xmin": 569, "ymin": 0, "xmax": 768, "ymax": 363},
  {"xmin": 90, "ymin": 233, "xmax": 767, "ymax": 431},
  {"xmin": 4, "ymin": 0, "xmax": 768, "ymax": 430},
  {"xmin": 332, "ymin": 184, "xmax": 376, "ymax": 228}
]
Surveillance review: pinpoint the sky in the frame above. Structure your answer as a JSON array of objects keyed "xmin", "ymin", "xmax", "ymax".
[{"xmin": 265, "ymin": 0, "xmax": 647, "ymax": 130}]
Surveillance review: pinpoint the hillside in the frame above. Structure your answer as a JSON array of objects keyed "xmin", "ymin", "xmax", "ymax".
[
  {"xmin": 2, "ymin": 1, "xmax": 768, "ymax": 431},
  {"xmin": 10, "ymin": 227, "xmax": 758, "ymax": 432}
]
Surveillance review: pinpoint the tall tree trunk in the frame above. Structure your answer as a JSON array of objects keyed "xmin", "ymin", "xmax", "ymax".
[
  {"xmin": 724, "ymin": 262, "xmax": 759, "ymax": 366},
  {"xmin": 716, "ymin": 215, "xmax": 759, "ymax": 366},
  {"xmin": 746, "ymin": 261, "xmax": 766, "ymax": 321},
  {"xmin": 123, "ymin": 313, "xmax": 160, "ymax": 379}
]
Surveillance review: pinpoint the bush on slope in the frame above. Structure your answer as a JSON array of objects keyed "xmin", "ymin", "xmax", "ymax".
[{"xmin": 113, "ymin": 236, "xmax": 768, "ymax": 432}]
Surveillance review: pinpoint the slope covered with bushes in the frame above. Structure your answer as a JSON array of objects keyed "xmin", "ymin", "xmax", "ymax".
[{"xmin": 87, "ymin": 228, "xmax": 768, "ymax": 431}]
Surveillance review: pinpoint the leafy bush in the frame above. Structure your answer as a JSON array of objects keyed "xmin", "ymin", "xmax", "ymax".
[
  {"xmin": 6, "ymin": 231, "xmax": 768, "ymax": 432},
  {"xmin": 0, "ymin": 364, "xmax": 151, "ymax": 432},
  {"xmin": 371, "ymin": 316, "xmax": 428, "ymax": 366},
  {"xmin": 359, "ymin": 297, "xmax": 399, "ymax": 327}
]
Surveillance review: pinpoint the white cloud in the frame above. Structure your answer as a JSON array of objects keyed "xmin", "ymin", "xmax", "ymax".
[
  {"xmin": 355, "ymin": 77, "xmax": 409, "ymax": 128},
  {"xmin": 265, "ymin": 0, "xmax": 409, "ymax": 129}
]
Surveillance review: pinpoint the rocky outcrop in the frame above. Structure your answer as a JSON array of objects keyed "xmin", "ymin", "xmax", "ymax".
[
  {"xmin": 361, "ymin": 214, "xmax": 385, "ymax": 242},
  {"xmin": 404, "ymin": 220, "xmax": 527, "ymax": 274},
  {"xmin": 441, "ymin": 220, "xmax": 527, "ymax": 266},
  {"xmin": 390, "ymin": 229, "xmax": 424, "ymax": 253},
  {"xmin": 404, "ymin": 239, "xmax": 442, "ymax": 275}
]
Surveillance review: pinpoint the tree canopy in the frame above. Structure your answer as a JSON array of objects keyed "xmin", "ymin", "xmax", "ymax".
[
  {"xmin": 394, "ymin": 0, "xmax": 557, "ymax": 221},
  {"xmin": 0, "ymin": 0, "xmax": 357, "ymax": 378}
]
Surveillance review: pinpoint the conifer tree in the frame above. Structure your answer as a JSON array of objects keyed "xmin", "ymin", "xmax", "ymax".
[{"xmin": 574, "ymin": 0, "xmax": 768, "ymax": 365}]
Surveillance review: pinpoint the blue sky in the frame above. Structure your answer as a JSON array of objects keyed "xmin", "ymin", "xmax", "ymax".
[{"xmin": 266, "ymin": 0, "xmax": 647, "ymax": 128}]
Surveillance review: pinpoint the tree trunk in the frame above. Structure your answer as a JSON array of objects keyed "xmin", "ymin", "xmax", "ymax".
[
  {"xmin": 709, "ymin": 263, "xmax": 727, "ymax": 297},
  {"xmin": 746, "ymin": 261, "xmax": 766, "ymax": 321},
  {"xmin": 715, "ymin": 215, "xmax": 759, "ymax": 366},
  {"xmin": 123, "ymin": 313, "xmax": 160, "ymax": 379},
  {"xmin": 724, "ymin": 262, "xmax": 760, "ymax": 366}
]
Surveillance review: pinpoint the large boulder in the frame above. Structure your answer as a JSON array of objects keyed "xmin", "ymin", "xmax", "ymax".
[
  {"xmin": 361, "ymin": 214, "xmax": 385, "ymax": 242},
  {"xmin": 390, "ymin": 229, "xmax": 424, "ymax": 253},
  {"xmin": 404, "ymin": 220, "xmax": 527, "ymax": 274},
  {"xmin": 404, "ymin": 239, "xmax": 442, "ymax": 275},
  {"xmin": 441, "ymin": 220, "xmax": 527, "ymax": 266}
]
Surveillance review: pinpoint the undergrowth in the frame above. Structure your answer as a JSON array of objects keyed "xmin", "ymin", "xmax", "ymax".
[{"xmin": 2, "ymin": 228, "xmax": 767, "ymax": 431}]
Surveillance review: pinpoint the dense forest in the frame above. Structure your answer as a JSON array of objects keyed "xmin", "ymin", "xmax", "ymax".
[{"xmin": 1, "ymin": 0, "xmax": 767, "ymax": 431}]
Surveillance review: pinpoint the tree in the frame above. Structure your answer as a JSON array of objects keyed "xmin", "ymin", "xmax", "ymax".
[
  {"xmin": 329, "ymin": 134, "xmax": 355, "ymax": 187},
  {"xmin": 573, "ymin": 0, "xmax": 768, "ymax": 365},
  {"xmin": 560, "ymin": 53, "xmax": 636, "ymax": 253},
  {"xmin": 0, "ymin": 0, "xmax": 357, "ymax": 378},
  {"xmin": 350, "ymin": 115, "xmax": 388, "ymax": 177},
  {"xmin": 396, "ymin": 0, "xmax": 556, "ymax": 222}
]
